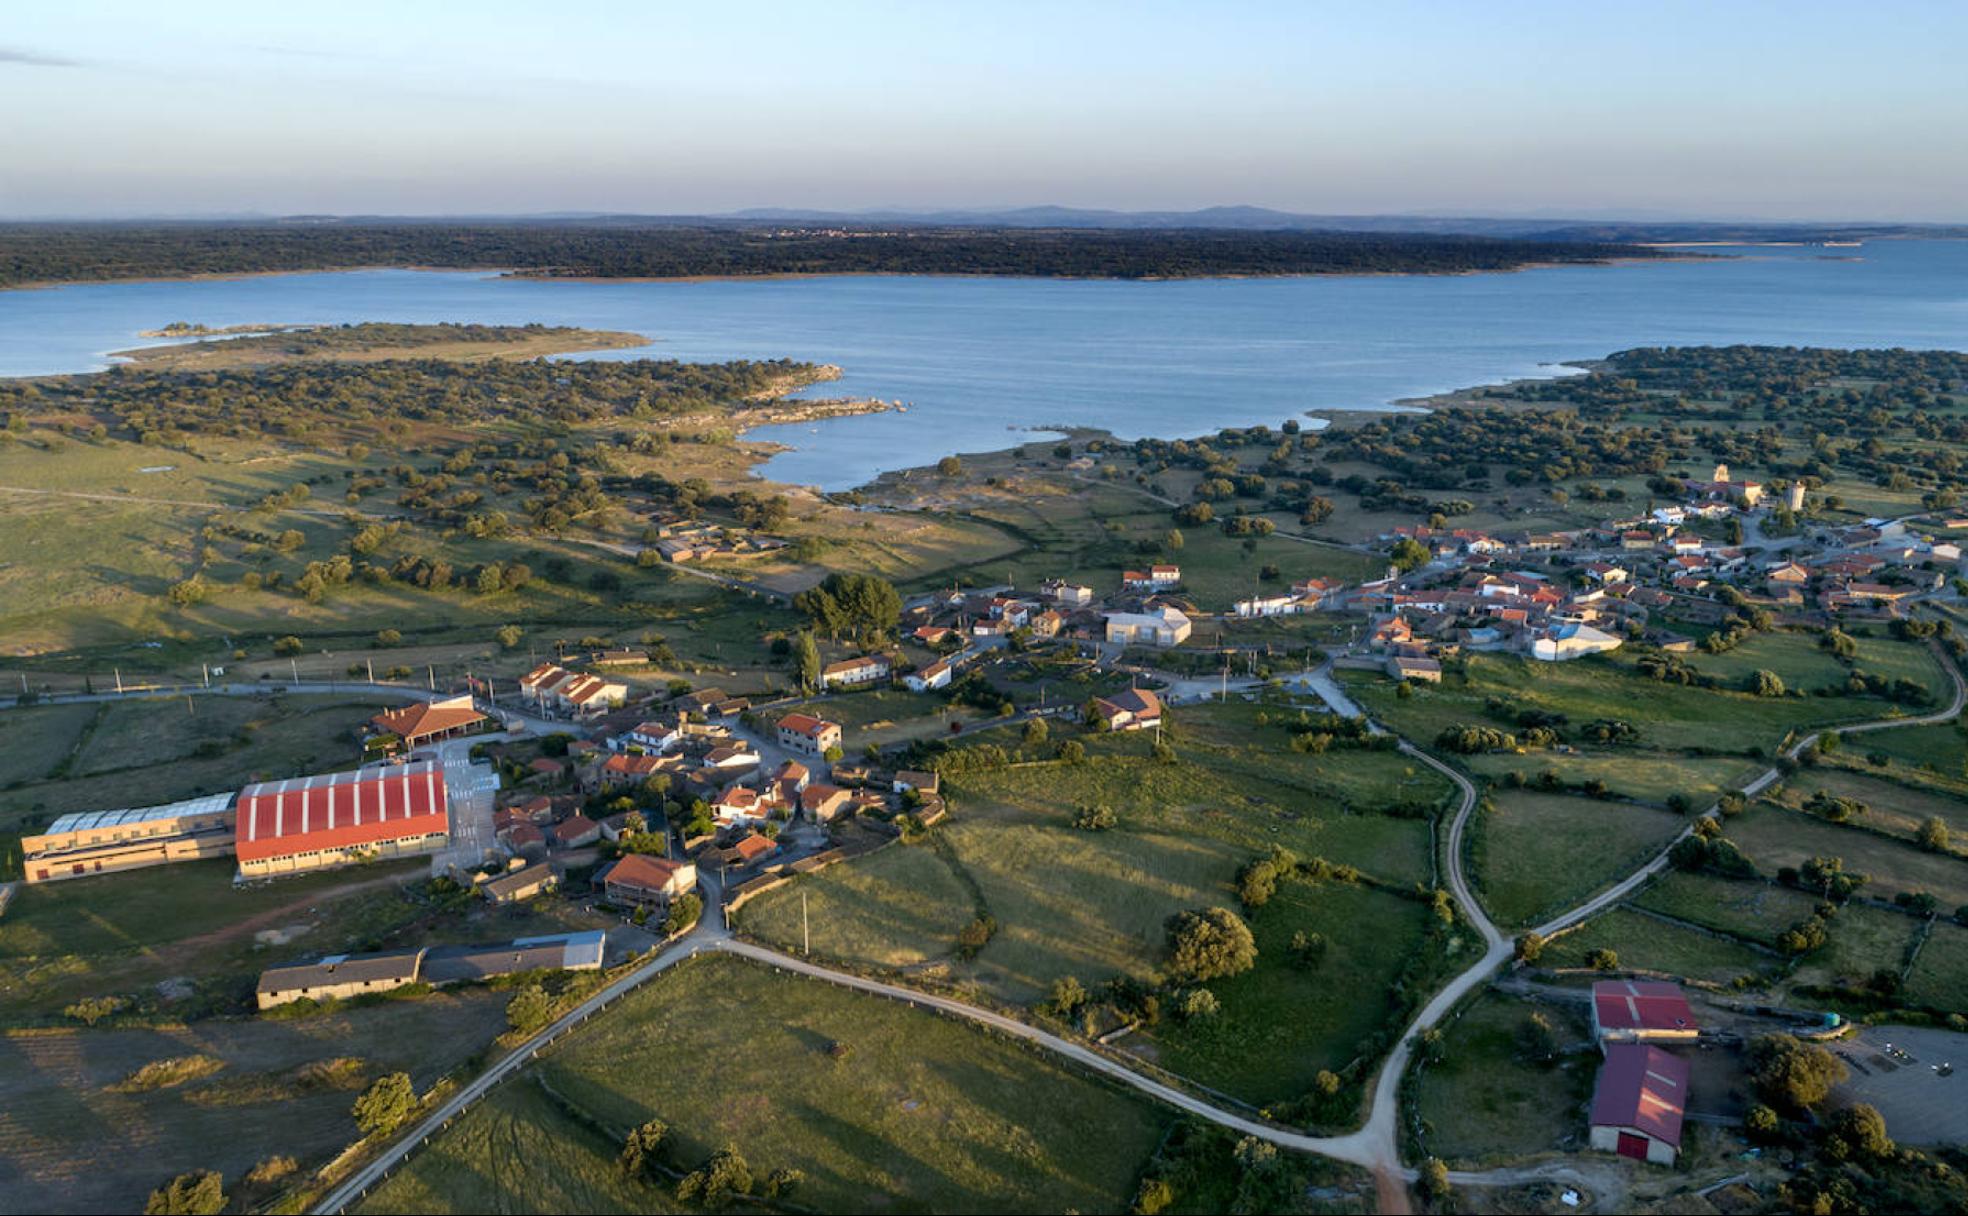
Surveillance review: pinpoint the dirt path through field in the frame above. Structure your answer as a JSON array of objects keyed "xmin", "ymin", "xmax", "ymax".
[{"xmin": 152, "ymin": 870, "xmax": 416, "ymax": 968}]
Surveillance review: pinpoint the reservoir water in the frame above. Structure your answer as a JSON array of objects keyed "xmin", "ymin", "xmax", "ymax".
[{"xmin": 2, "ymin": 240, "xmax": 1964, "ymax": 490}]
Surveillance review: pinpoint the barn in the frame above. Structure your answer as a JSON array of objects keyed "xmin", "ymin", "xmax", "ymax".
[
  {"xmin": 1588, "ymin": 1043, "xmax": 1691, "ymax": 1165},
  {"xmin": 235, "ymin": 760, "xmax": 449, "ymax": 878},
  {"xmin": 1591, "ymin": 979, "xmax": 1700, "ymax": 1044}
]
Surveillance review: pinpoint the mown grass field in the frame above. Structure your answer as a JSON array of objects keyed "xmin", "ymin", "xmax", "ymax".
[
  {"xmin": 0, "ymin": 693, "xmax": 395, "ymax": 841},
  {"xmin": 738, "ymin": 842, "xmax": 976, "ymax": 968},
  {"xmin": 0, "ymin": 990, "xmax": 508, "ymax": 1215},
  {"xmin": 1468, "ymin": 792, "xmax": 1686, "ymax": 928},
  {"xmin": 1538, "ymin": 907, "xmax": 1779, "ymax": 985},
  {"xmin": 1412, "ymin": 991, "xmax": 1597, "ymax": 1165},
  {"xmin": 362, "ymin": 953, "xmax": 1176, "ymax": 1215},
  {"xmin": 1341, "ymin": 635, "xmax": 1945, "ymax": 756},
  {"xmin": 1629, "ymin": 870, "xmax": 1824, "ymax": 947},
  {"xmin": 1729, "ymin": 804, "xmax": 1968, "ymax": 906}
]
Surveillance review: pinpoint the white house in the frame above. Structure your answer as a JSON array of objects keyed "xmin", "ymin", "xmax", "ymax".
[
  {"xmin": 820, "ymin": 655, "xmax": 891, "ymax": 689},
  {"xmin": 1234, "ymin": 592, "xmax": 1301, "ymax": 618},
  {"xmin": 904, "ymin": 659, "xmax": 953, "ymax": 692},
  {"xmin": 1531, "ymin": 622, "xmax": 1623, "ymax": 661},
  {"xmin": 1104, "ymin": 606, "xmax": 1192, "ymax": 647}
]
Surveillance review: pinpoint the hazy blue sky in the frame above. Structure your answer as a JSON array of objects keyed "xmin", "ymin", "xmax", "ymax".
[{"xmin": 4, "ymin": 0, "xmax": 1964, "ymax": 221}]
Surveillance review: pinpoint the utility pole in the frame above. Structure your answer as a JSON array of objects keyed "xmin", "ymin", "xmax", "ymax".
[
  {"xmin": 802, "ymin": 890, "xmax": 810, "ymax": 957},
  {"xmin": 290, "ymin": 657, "xmax": 299, "ymax": 685},
  {"xmin": 202, "ymin": 663, "xmax": 210, "ymax": 688},
  {"xmin": 427, "ymin": 664, "xmax": 436, "ymax": 691},
  {"xmin": 115, "ymin": 667, "xmax": 123, "ymax": 695},
  {"xmin": 367, "ymin": 658, "xmax": 375, "ymax": 683}
]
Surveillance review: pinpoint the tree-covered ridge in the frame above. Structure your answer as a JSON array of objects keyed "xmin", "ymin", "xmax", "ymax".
[
  {"xmin": 144, "ymin": 321, "xmax": 629, "ymax": 357},
  {"xmin": 0, "ymin": 223, "xmax": 1660, "ymax": 288},
  {"xmin": 0, "ymin": 355, "xmax": 828, "ymax": 444},
  {"xmin": 1312, "ymin": 345, "xmax": 1968, "ymax": 498}
]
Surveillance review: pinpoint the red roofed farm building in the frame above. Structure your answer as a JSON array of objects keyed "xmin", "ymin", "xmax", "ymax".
[
  {"xmin": 1591, "ymin": 980, "xmax": 1699, "ymax": 1044},
  {"xmin": 1588, "ymin": 1044, "xmax": 1692, "ymax": 1164},
  {"xmin": 235, "ymin": 760, "xmax": 449, "ymax": 879}
]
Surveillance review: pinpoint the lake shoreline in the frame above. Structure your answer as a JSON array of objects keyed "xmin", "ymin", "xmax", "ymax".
[{"xmin": 0, "ymin": 252, "xmax": 1710, "ymax": 296}]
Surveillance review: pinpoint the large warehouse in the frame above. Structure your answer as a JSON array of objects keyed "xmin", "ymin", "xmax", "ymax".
[
  {"xmin": 20, "ymin": 793, "xmax": 236, "ymax": 884},
  {"xmin": 235, "ymin": 760, "xmax": 450, "ymax": 878}
]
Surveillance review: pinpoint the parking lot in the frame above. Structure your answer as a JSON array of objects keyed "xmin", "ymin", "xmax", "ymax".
[{"xmin": 1832, "ymin": 1024, "xmax": 1966, "ymax": 1145}]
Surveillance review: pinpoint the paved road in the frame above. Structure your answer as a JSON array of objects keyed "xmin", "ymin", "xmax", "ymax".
[
  {"xmin": 314, "ymin": 640, "xmax": 1968, "ymax": 1214},
  {"xmin": 0, "ymin": 678, "xmax": 581, "ymax": 739},
  {"xmin": 1533, "ymin": 640, "xmax": 1966, "ymax": 941}
]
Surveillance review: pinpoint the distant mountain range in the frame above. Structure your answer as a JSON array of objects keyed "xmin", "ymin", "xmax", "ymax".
[
  {"xmin": 235, "ymin": 206, "xmax": 1968, "ymax": 245},
  {"xmin": 20, "ymin": 207, "xmax": 1966, "ymax": 245}
]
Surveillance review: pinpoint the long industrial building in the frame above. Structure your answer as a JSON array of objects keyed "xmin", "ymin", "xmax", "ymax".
[
  {"xmin": 20, "ymin": 793, "xmax": 236, "ymax": 884},
  {"xmin": 235, "ymin": 760, "xmax": 450, "ymax": 878}
]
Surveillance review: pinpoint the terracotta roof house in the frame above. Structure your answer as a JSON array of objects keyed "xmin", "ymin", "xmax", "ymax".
[
  {"xmin": 369, "ymin": 694, "xmax": 486, "ymax": 749},
  {"xmin": 905, "ymin": 658, "xmax": 954, "ymax": 692},
  {"xmin": 600, "ymin": 853, "xmax": 698, "ymax": 908},
  {"xmin": 776, "ymin": 712, "xmax": 842, "ymax": 757},
  {"xmin": 1589, "ymin": 1044, "xmax": 1692, "ymax": 1165},
  {"xmin": 1092, "ymin": 687, "xmax": 1163, "ymax": 732},
  {"xmin": 549, "ymin": 814, "xmax": 600, "ymax": 849},
  {"xmin": 800, "ymin": 783, "xmax": 852, "ymax": 823}
]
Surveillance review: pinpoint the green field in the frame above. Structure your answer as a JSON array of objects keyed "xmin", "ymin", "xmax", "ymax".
[
  {"xmin": 1412, "ymin": 992, "xmax": 1597, "ymax": 1165},
  {"xmin": 1341, "ymin": 639, "xmax": 1944, "ymax": 756},
  {"xmin": 1787, "ymin": 901, "xmax": 1924, "ymax": 993},
  {"xmin": 1140, "ymin": 878, "xmax": 1443, "ymax": 1108},
  {"xmin": 361, "ymin": 953, "xmax": 1179, "ymax": 1215},
  {"xmin": 1468, "ymin": 792, "xmax": 1686, "ymax": 928},
  {"xmin": 738, "ymin": 842, "xmax": 977, "ymax": 968},
  {"xmin": 0, "ymin": 990, "xmax": 509, "ymax": 1214},
  {"xmin": 741, "ymin": 740, "xmax": 1448, "ymax": 1111},
  {"xmin": 938, "ymin": 754, "xmax": 1432, "ymax": 999},
  {"xmin": 1693, "ymin": 630, "xmax": 1947, "ymax": 703},
  {"xmin": 1461, "ymin": 751, "xmax": 1759, "ymax": 808},
  {"xmin": 0, "ymin": 693, "xmax": 398, "ymax": 840},
  {"xmin": 1538, "ymin": 907, "xmax": 1779, "ymax": 985},
  {"xmin": 1730, "ymin": 804, "xmax": 1968, "ymax": 906},
  {"xmin": 925, "ymin": 482, "xmax": 1382, "ymax": 612},
  {"xmin": 1831, "ymin": 721, "xmax": 1968, "ymax": 790},
  {"xmin": 1775, "ymin": 767, "xmax": 1968, "ymax": 849},
  {"xmin": 1629, "ymin": 870, "xmax": 1824, "ymax": 947},
  {"xmin": 1904, "ymin": 921, "xmax": 1968, "ymax": 1015}
]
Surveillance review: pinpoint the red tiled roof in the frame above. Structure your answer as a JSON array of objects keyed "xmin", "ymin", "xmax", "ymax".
[
  {"xmin": 606, "ymin": 852, "xmax": 689, "ymax": 893},
  {"xmin": 1593, "ymin": 980, "xmax": 1698, "ymax": 1034},
  {"xmin": 777, "ymin": 713, "xmax": 838, "ymax": 738},
  {"xmin": 369, "ymin": 698, "xmax": 485, "ymax": 744}
]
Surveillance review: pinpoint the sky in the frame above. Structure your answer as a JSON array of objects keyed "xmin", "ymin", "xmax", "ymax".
[{"xmin": 3, "ymin": 0, "xmax": 1965, "ymax": 222}]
